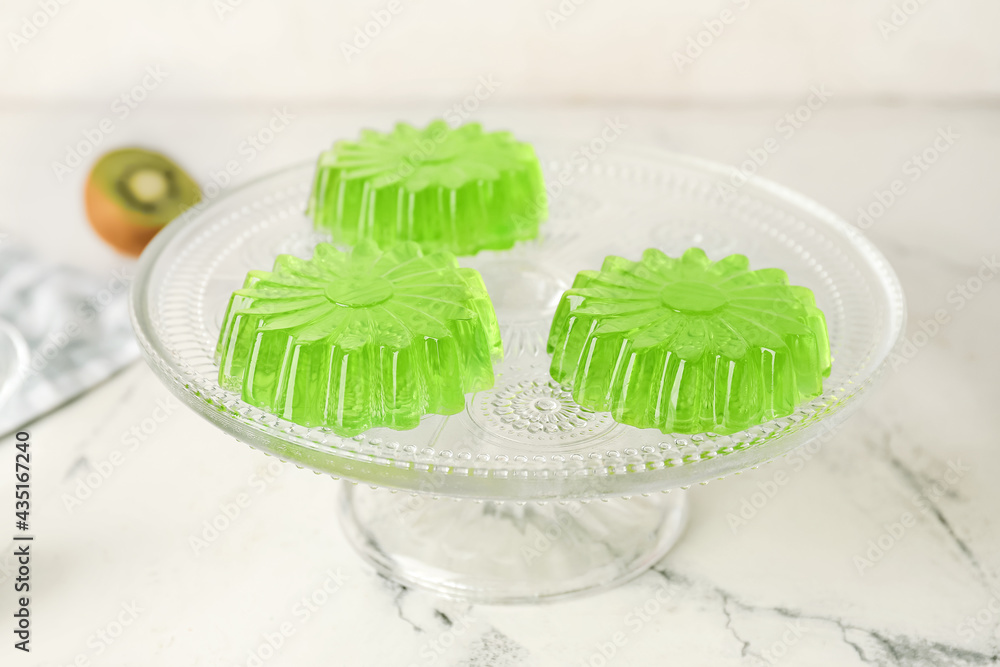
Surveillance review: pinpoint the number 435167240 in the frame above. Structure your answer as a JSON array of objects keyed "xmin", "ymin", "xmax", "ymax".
[{"xmin": 15, "ymin": 431, "xmax": 29, "ymax": 530}]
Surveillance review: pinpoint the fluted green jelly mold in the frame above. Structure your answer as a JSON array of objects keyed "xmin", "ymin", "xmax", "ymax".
[
  {"xmin": 216, "ymin": 240, "xmax": 503, "ymax": 436},
  {"xmin": 307, "ymin": 121, "xmax": 547, "ymax": 256},
  {"xmin": 547, "ymin": 248, "xmax": 832, "ymax": 435}
]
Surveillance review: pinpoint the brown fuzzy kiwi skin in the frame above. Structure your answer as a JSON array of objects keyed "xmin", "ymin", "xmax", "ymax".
[{"xmin": 84, "ymin": 148, "xmax": 201, "ymax": 257}]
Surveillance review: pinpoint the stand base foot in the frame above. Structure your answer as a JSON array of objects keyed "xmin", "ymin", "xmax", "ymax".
[{"xmin": 338, "ymin": 487, "xmax": 689, "ymax": 604}]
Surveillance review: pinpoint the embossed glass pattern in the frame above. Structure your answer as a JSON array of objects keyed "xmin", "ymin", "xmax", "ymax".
[{"xmin": 131, "ymin": 146, "xmax": 904, "ymax": 500}]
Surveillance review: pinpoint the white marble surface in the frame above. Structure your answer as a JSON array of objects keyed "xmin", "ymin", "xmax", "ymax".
[{"xmin": 0, "ymin": 103, "xmax": 998, "ymax": 666}]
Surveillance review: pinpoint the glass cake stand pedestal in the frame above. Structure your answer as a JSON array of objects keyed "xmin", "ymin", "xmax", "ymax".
[
  {"xmin": 130, "ymin": 144, "xmax": 905, "ymax": 603},
  {"xmin": 339, "ymin": 486, "xmax": 689, "ymax": 603}
]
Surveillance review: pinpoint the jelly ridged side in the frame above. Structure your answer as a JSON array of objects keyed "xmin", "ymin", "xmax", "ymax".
[
  {"xmin": 547, "ymin": 248, "xmax": 831, "ymax": 435},
  {"xmin": 217, "ymin": 241, "xmax": 502, "ymax": 436}
]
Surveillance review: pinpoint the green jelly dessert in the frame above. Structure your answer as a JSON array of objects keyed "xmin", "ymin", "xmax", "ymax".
[
  {"xmin": 307, "ymin": 121, "xmax": 547, "ymax": 256},
  {"xmin": 217, "ymin": 240, "xmax": 503, "ymax": 436},
  {"xmin": 547, "ymin": 248, "xmax": 831, "ymax": 435}
]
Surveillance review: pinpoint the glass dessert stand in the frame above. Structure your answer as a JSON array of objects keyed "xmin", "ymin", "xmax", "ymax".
[{"xmin": 130, "ymin": 144, "xmax": 905, "ymax": 603}]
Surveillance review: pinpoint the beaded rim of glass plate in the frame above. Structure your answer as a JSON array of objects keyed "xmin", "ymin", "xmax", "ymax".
[{"xmin": 130, "ymin": 143, "xmax": 905, "ymax": 496}]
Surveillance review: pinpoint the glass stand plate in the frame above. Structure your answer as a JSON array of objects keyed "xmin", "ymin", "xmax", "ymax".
[
  {"xmin": 131, "ymin": 143, "xmax": 905, "ymax": 602},
  {"xmin": 339, "ymin": 486, "xmax": 688, "ymax": 603}
]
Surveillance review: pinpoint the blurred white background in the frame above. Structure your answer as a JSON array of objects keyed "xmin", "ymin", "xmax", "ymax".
[{"xmin": 2, "ymin": 0, "xmax": 998, "ymax": 102}]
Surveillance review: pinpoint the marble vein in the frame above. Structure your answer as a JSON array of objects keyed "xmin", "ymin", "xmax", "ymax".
[
  {"xmin": 377, "ymin": 576, "xmax": 424, "ymax": 634},
  {"xmin": 881, "ymin": 444, "xmax": 986, "ymax": 583},
  {"xmin": 652, "ymin": 567, "xmax": 1000, "ymax": 666}
]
